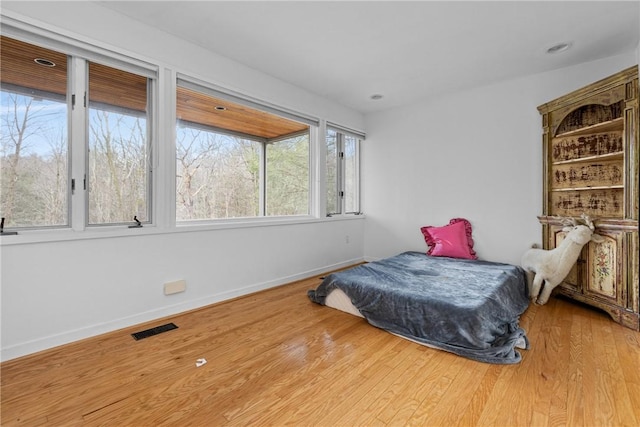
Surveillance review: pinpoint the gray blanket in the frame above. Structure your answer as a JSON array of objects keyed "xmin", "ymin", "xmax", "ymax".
[{"xmin": 308, "ymin": 251, "xmax": 530, "ymax": 364}]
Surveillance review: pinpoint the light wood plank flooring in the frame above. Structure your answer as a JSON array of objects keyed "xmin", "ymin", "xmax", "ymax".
[{"xmin": 2, "ymin": 272, "xmax": 639, "ymax": 426}]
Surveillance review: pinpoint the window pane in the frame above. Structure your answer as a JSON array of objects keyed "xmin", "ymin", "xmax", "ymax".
[
  {"xmin": 88, "ymin": 62, "xmax": 150, "ymax": 225},
  {"xmin": 0, "ymin": 37, "xmax": 69, "ymax": 228},
  {"xmin": 344, "ymin": 135, "xmax": 359, "ymax": 213},
  {"xmin": 266, "ymin": 134, "xmax": 309, "ymax": 216},
  {"xmin": 325, "ymin": 129, "xmax": 338, "ymax": 214},
  {"xmin": 176, "ymin": 81, "xmax": 311, "ymax": 221},
  {"xmin": 176, "ymin": 125, "xmax": 260, "ymax": 220}
]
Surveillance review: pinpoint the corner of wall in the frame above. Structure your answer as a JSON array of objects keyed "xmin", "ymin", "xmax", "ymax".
[{"xmin": 636, "ymin": 40, "xmax": 639, "ymax": 74}]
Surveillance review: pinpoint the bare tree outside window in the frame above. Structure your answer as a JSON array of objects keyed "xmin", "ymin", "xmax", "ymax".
[
  {"xmin": 87, "ymin": 62, "xmax": 151, "ymax": 225},
  {"xmin": 0, "ymin": 91, "xmax": 68, "ymax": 228},
  {"xmin": 266, "ymin": 134, "xmax": 309, "ymax": 216},
  {"xmin": 343, "ymin": 135, "xmax": 359, "ymax": 213},
  {"xmin": 176, "ymin": 125, "xmax": 260, "ymax": 220}
]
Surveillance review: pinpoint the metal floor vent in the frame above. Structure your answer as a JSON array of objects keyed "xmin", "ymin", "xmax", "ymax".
[{"xmin": 131, "ymin": 322, "xmax": 178, "ymax": 340}]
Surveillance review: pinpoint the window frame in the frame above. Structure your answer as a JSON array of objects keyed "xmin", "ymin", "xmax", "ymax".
[
  {"xmin": 326, "ymin": 124, "xmax": 363, "ymax": 217},
  {"xmin": 0, "ymin": 55, "xmax": 71, "ymax": 230},
  {"xmin": 175, "ymin": 76, "xmax": 317, "ymax": 224},
  {"xmin": 0, "ymin": 17, "xmax": 364, "ymax": 246},
  {"xmin": 0, "ymin": 23, "xmax": 159, "ymax": 233},
  {"xmin": 84, "ymin": 60, "xmax": 156, "ymax": 227}
]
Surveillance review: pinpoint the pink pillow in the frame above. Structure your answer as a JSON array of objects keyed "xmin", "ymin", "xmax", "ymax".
[{"xmin": 420, "ymin": 218, "xmax": 477, "ymax": 260}]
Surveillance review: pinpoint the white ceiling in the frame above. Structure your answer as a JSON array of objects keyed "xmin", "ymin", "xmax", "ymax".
[{"xmin": 97, "ymin": 1, "xmax": 639, "ymax": 113}]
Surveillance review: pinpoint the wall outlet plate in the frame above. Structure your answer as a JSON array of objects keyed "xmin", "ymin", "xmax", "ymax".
[{"xmin": 164, "ymin": 280, "xmax": 186, "ymax": 295}]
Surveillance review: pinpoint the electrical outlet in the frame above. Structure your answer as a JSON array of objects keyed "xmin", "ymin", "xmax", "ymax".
[
  {"xmin": 345, "ymin": 235, "xmax": 350, "ymax": 244},
  {"xmin": 164, "ymin": 280, "xmax": 186, "ymax": 295}
]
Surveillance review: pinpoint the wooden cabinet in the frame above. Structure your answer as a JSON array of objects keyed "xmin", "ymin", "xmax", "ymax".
[{"xmin": 537, "ymin": 67, "xmax": 639, "ymax": 330}]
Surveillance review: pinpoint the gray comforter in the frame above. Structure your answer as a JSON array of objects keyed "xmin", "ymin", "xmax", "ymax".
[{"xmin": 308, "ymin": 251, "xmax": 530, "ymax": 364}]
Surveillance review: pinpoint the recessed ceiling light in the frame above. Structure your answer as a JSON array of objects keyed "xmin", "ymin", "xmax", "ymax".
[
  {"xmin": 546, "ymin": 42, "xmax": 572, "ymax": 54},
  {"xmin": 370, "ymin": 94, "xmax": 383, "ymax": 100},
  {"xmin": 34, "ymin": 58, "xmax": 56, "ymax": 67},
  {"xmin": 215, "ymin": 106, "xmax": 227, "ymax": 111}
]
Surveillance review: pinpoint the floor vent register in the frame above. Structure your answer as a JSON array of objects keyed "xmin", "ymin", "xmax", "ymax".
[{"xmin": 131, "ymin": 322, "xmax": 178, "ymax": 340}]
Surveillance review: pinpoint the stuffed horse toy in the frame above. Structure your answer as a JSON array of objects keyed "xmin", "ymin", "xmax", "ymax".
[{"xmin": 521, "ymin": 214, "xmax": 604, "ymax": 305}]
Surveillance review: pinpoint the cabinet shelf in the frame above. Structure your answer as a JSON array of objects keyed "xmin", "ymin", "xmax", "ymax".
[
  {"xmin": 551, "ymin": 185, "xmax": 624, "ymax": 192},
  {"xmin": 555, "ymin": 117, "xmax": 623, "ymax": 137},
  {"xmin": 552, "ymin": 151, "xmax": 624, "ymax": 165}
]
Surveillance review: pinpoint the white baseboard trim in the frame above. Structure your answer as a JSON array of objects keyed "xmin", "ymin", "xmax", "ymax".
[{"xmin": 0, "ymin": 257, "xmax": 364, "ymax": 362}]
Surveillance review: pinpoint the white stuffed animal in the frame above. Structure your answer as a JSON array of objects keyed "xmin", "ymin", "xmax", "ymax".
[{"xmin": 521, "ymin": 214, "xmax": 604, "ymax": 305}]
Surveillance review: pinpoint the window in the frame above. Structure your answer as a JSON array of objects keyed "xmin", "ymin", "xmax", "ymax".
[
  {"xmin": 175, "ymin": 79, "xmax": 315, "ymax": 221},
  {"xmin": 1, "ymin": 26, "xmax": 361, "ymax": 235},
  {"xmin": 326, "ymin": 129, "xmax": 339, "ymax": 215},
  {"xmin": 343, "ymin": 134, "xmax": 359, "ymax": 213},
  {"xmin": 266, "ymin": 133, "xmax": 309, "ymax": 216},
  {"xmin": 87, "ymin": 62, "xmax": 152, "ymax": 225},
  {"xmin": 0, "ymin": 34, "xmax": 156, "ymax": 231},
  {"xmin": 326, "ymin": 126, "xmax": 362, "ymax": 215},
  {"xmin": 1, "ymin": 37, "xmax": 69, "ymax": 228}
]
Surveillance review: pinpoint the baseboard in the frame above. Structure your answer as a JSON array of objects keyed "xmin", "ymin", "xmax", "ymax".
[{"xmin": 0, "ymin": 257, "xmax": 365, "ymax": 362}]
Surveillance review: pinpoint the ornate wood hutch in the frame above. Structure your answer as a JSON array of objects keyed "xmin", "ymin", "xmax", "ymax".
[{"xmin": 537, "ymin": 66, "xmax": 639, "ymax": 330}]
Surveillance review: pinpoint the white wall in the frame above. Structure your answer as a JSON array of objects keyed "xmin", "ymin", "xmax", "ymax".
[
  {"xmin": 362, "ymin": 53, "xmax": 637, "ymax": 265},
  {"xmin": 1, "ymin": 220, "xmax": 364, "ymax": 360},
  {"xmin": 0, "ymin": 2, "xmax": 365, "ymax": 361}
]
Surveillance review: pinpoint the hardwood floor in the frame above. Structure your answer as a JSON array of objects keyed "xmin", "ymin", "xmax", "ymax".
[{"xmin": 2, "ymin": 272, "xmax": 639, "ymax": 426}]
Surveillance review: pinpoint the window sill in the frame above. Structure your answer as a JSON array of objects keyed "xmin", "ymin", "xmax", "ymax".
[{"xmin": 0, "ymin": 214, "xmax": 365, "ymax": 246}]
